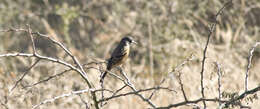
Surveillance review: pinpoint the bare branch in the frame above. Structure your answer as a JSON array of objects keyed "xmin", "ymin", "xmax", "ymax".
[
  {"xmin": 78, "ymin": 94, "xmax": 90, "ymax": 109},
  {"xmin": 102, "ymin": 69, "xmax": 157, "ymax": 108},
  {"xmin": 27, "ymin": 25, "xmax": 36, "ymax": 54},
  {"xmin": 0, "ymin": 99, "xmax": 8, "ymax": 109},
  {"xmin": 100, "ymin": 79, "xmax": 105, "ymax": 107},
  {"xmin": 0, "ymin": 53, "xmax": 33, "ymax": 57},
  {"xmin": 32, "ymin": 32, "xmax": 91, "ymax": 86},
  {"xmin": 245, "ymin": 42, "xmax": 260, "ymax": 91},
  {"xmin": 23, "ymin": 68, "xmax": 71, "ymax": 88},
  {"xmin": 156, "ymin": 98, "xmax": 227, "ymax": 109},
  {"xmin": 215, "ymin": 62, "xmax": 222, "ymax": 106},
  {"xmin": 10, "ymin": 59, "xmax": 40, "ymax": 91},
  {"xmin": 177, "ymin": 72, "xmax": 188, "ymax": 102},
  {"xmin": 0, "ymin": 27, "xmax": 100, "ymax": 109},
  {"xmin": 147, "ymin": 54, "xmax": 194, "ymax": 101},
  {"xmin": 24, "ymin": 62, "xmax": 104, "ymax": 88},
  {"xmin": 199, "ymin": 0, "xmax": 233, "ymax": 108},
  {"xmin": 148, "ymin": 78, "xmax": 165, "ymax": 100},
  {"xmin": 119, "ymin": 69, "xmax": 157, "ymax": 108},
  {"xmin": 32, "ymin": 88, "xmax": 96, "ymax": 109},
  {"xmin": 0, "ymin": 28, "xmax": 26, "ymax": 32},
  {"xmin": 98, "ymin": 86, "xmax": 174, "ymax": 103},
  {"xmin": 33, "ymin": 32, "xmax": 100, "ymax": 109},
  {"xmin": 0, "ymin": 53, "xmax": 81, "ymax": 74},
  {"xmin": 222, "ymin": 85, "xmax": 260, "ymax": 108},
  {"xmin": 112, "ymin": 85, "xmax": 128, "ymax": 96}
]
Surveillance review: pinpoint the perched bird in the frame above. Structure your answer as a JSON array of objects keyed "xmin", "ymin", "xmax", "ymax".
[{"xmin": 100, "ymin": 36, "xmax": 137, "ymax": 82}]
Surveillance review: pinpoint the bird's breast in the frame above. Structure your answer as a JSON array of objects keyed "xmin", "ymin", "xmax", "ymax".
[{"xmin": 121, "ymin": 45, "xmax": 130, "ymax": 62}]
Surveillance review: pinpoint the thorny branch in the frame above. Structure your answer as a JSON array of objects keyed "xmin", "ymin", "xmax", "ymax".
[
  {"xmin": 1, "ymin": 1, "xmax": 260, "ymax": 108},
  {"xmin": 0, "ymin": 27, "xmax": 99, "ymax": 109},
  {"xmin": 199, "ymin": 0, "xmax": 233, "ymax": 108}
]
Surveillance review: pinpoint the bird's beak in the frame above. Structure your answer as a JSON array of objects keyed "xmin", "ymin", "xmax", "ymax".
[{"xmin": 132, "ymin": 40, "xmax": 137, "ymax": 45}]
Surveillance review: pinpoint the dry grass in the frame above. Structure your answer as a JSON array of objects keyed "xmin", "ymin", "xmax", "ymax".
[{"xmin": 0, "ymin": 0, "xmax": 260, "ymax": 109}]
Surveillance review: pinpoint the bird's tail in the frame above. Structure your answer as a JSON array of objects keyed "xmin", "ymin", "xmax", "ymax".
[{"xmin": 100, "ymin": 70, "xmax": 108, "ymax": 83}]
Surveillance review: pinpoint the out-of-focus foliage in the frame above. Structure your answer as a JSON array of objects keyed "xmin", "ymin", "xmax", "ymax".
[{"xmin": 0, "ymin": 0, "xmax": 260, "ymax": 108}]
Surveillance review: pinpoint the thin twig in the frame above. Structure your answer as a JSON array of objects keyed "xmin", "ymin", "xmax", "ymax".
[
  {"xmin": 107, "ymin": 68, "xmax": 157, "ymax": 108},
  {"xmin": 10, "ymin": 59, "xmax": 40, "ymax": 91},
  {"xmin": 0, "ymin": 53, "xmax": 82, "ymax": 74},
  {"xmin": 100, "ymin": 80, "xmax": 105, "ymax": 107},
  {"xmin": 32, "ymin": 88, "xmax": 96, "ymax": 109},
  {"xmin": 23, "ymin": 68, "xmax": 71, "ymax": 88},
  {"xmin": 0, "ymin": 52, "xmax": 99, "ymax": 108},
  {"xmin": 245, "ymin": 42, "xmax": 260, "ymax": 91},
  {"xmin": 177, "ymin": 72, "xmax": 188, "ymax": 101},
  {"xmin": 112, "ymin": 84, "xmax": 128, "ymax": 96},
  {"xmin": 78, "ymin": 95, "xmax": 90, "ymax": 109},
  {"xmin": 0, "ymin": 100, "xmax": 8, "ymax": 109},
  {"xmin": 98, "ymin": 86, "xmax": 174, "ymax": 103},
  {"xmin": 1, "ymin": 27, "xmax": 99, "ymax": 109},
  {"xmin": 148, "ymin": 54, "xmax": 194, "ymax": 100},
  {"xmin": 27, "ymin": 25, "xmax": 36, "ymax": 54},
  {"xmin": 171, "ymin": 54, "xmax": 195, "ymax": 73},
  {"xmin": 121, "ymin": 69, "xmax": 157, "ymax": 108},
  {"xmin": 199, "ymin": 1, "xmax": 233, "ymax": 108},
  {"xmin": 156, "ymin": 98, "xmax": 227, "ymax": 109},
  {"xmin": 0, "ymin": 28, "xmax": 26, "ymax": 32},
  {"xmin": 215, "ymin": 62, "xmax": 222, "ymax": 106},
  {"xmin": 0, "ymin": 53, "xmax": 33, "ymax": 57},
  {"xmin": 33, "ymin": 32, "xmax": 99, "ymax": 109},
  {"xmin": 148, "ymin": 79, "xmax": 165, "ymax": 100},
  {"xmin": 33, "ymin": 32, "xmax": 91, "ymax": 85},
  {"xmin": 24, "ymin": 65, "xmax": 102, "ymax": 88}
]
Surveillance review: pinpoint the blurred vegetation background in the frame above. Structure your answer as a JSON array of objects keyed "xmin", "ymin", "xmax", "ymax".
[{"xmin": 0, "ymin": 0, "xmax": 260, "ymax": 108}]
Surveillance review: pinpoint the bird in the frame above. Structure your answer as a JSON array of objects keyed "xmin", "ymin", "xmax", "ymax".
[{"xmin": 100, "ymin": 36, "xmax": 137, "ymax": 83}]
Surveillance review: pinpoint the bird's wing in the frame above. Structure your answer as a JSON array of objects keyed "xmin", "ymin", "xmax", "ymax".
[
  {"xmin": 108, "ymin": 51, "xmax": 127, "ymax": 66},
  {"xmin": 111, "ymin": 43, "xmax": 125, "ymax": 57},
  {"xmin": 107, "ymin": 43, "xmax": 128, "ymax": 70}
]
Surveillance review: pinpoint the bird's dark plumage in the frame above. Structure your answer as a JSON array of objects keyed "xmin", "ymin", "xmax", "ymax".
[{"xmin": 100, "ymin": 36, "xmax": 136, "ymax": 82}]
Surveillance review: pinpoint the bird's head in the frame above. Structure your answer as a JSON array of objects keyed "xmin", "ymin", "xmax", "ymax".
[{"xmin": 121, "ymin": 36, "xmax": 137, "ymax": 45}]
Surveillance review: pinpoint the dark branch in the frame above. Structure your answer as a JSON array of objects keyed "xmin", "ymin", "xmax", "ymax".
[
  {"xmin": 223, "ymin": 85, "xmax": 260, "ymax": 107},
  {"xmin": 10, "ymin": 59, "xmax": 40, "ymax": 91},
  {"xmin": 156, "ymin": 98, "xmax": 227, "ymax": 109},
  {"xmin": 199, "ymin": 0, "xmax": 233, "ymax": 108},
  {"xmin": 98, "ymin": 86, "xmax": 175, "ymax": 103}
]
